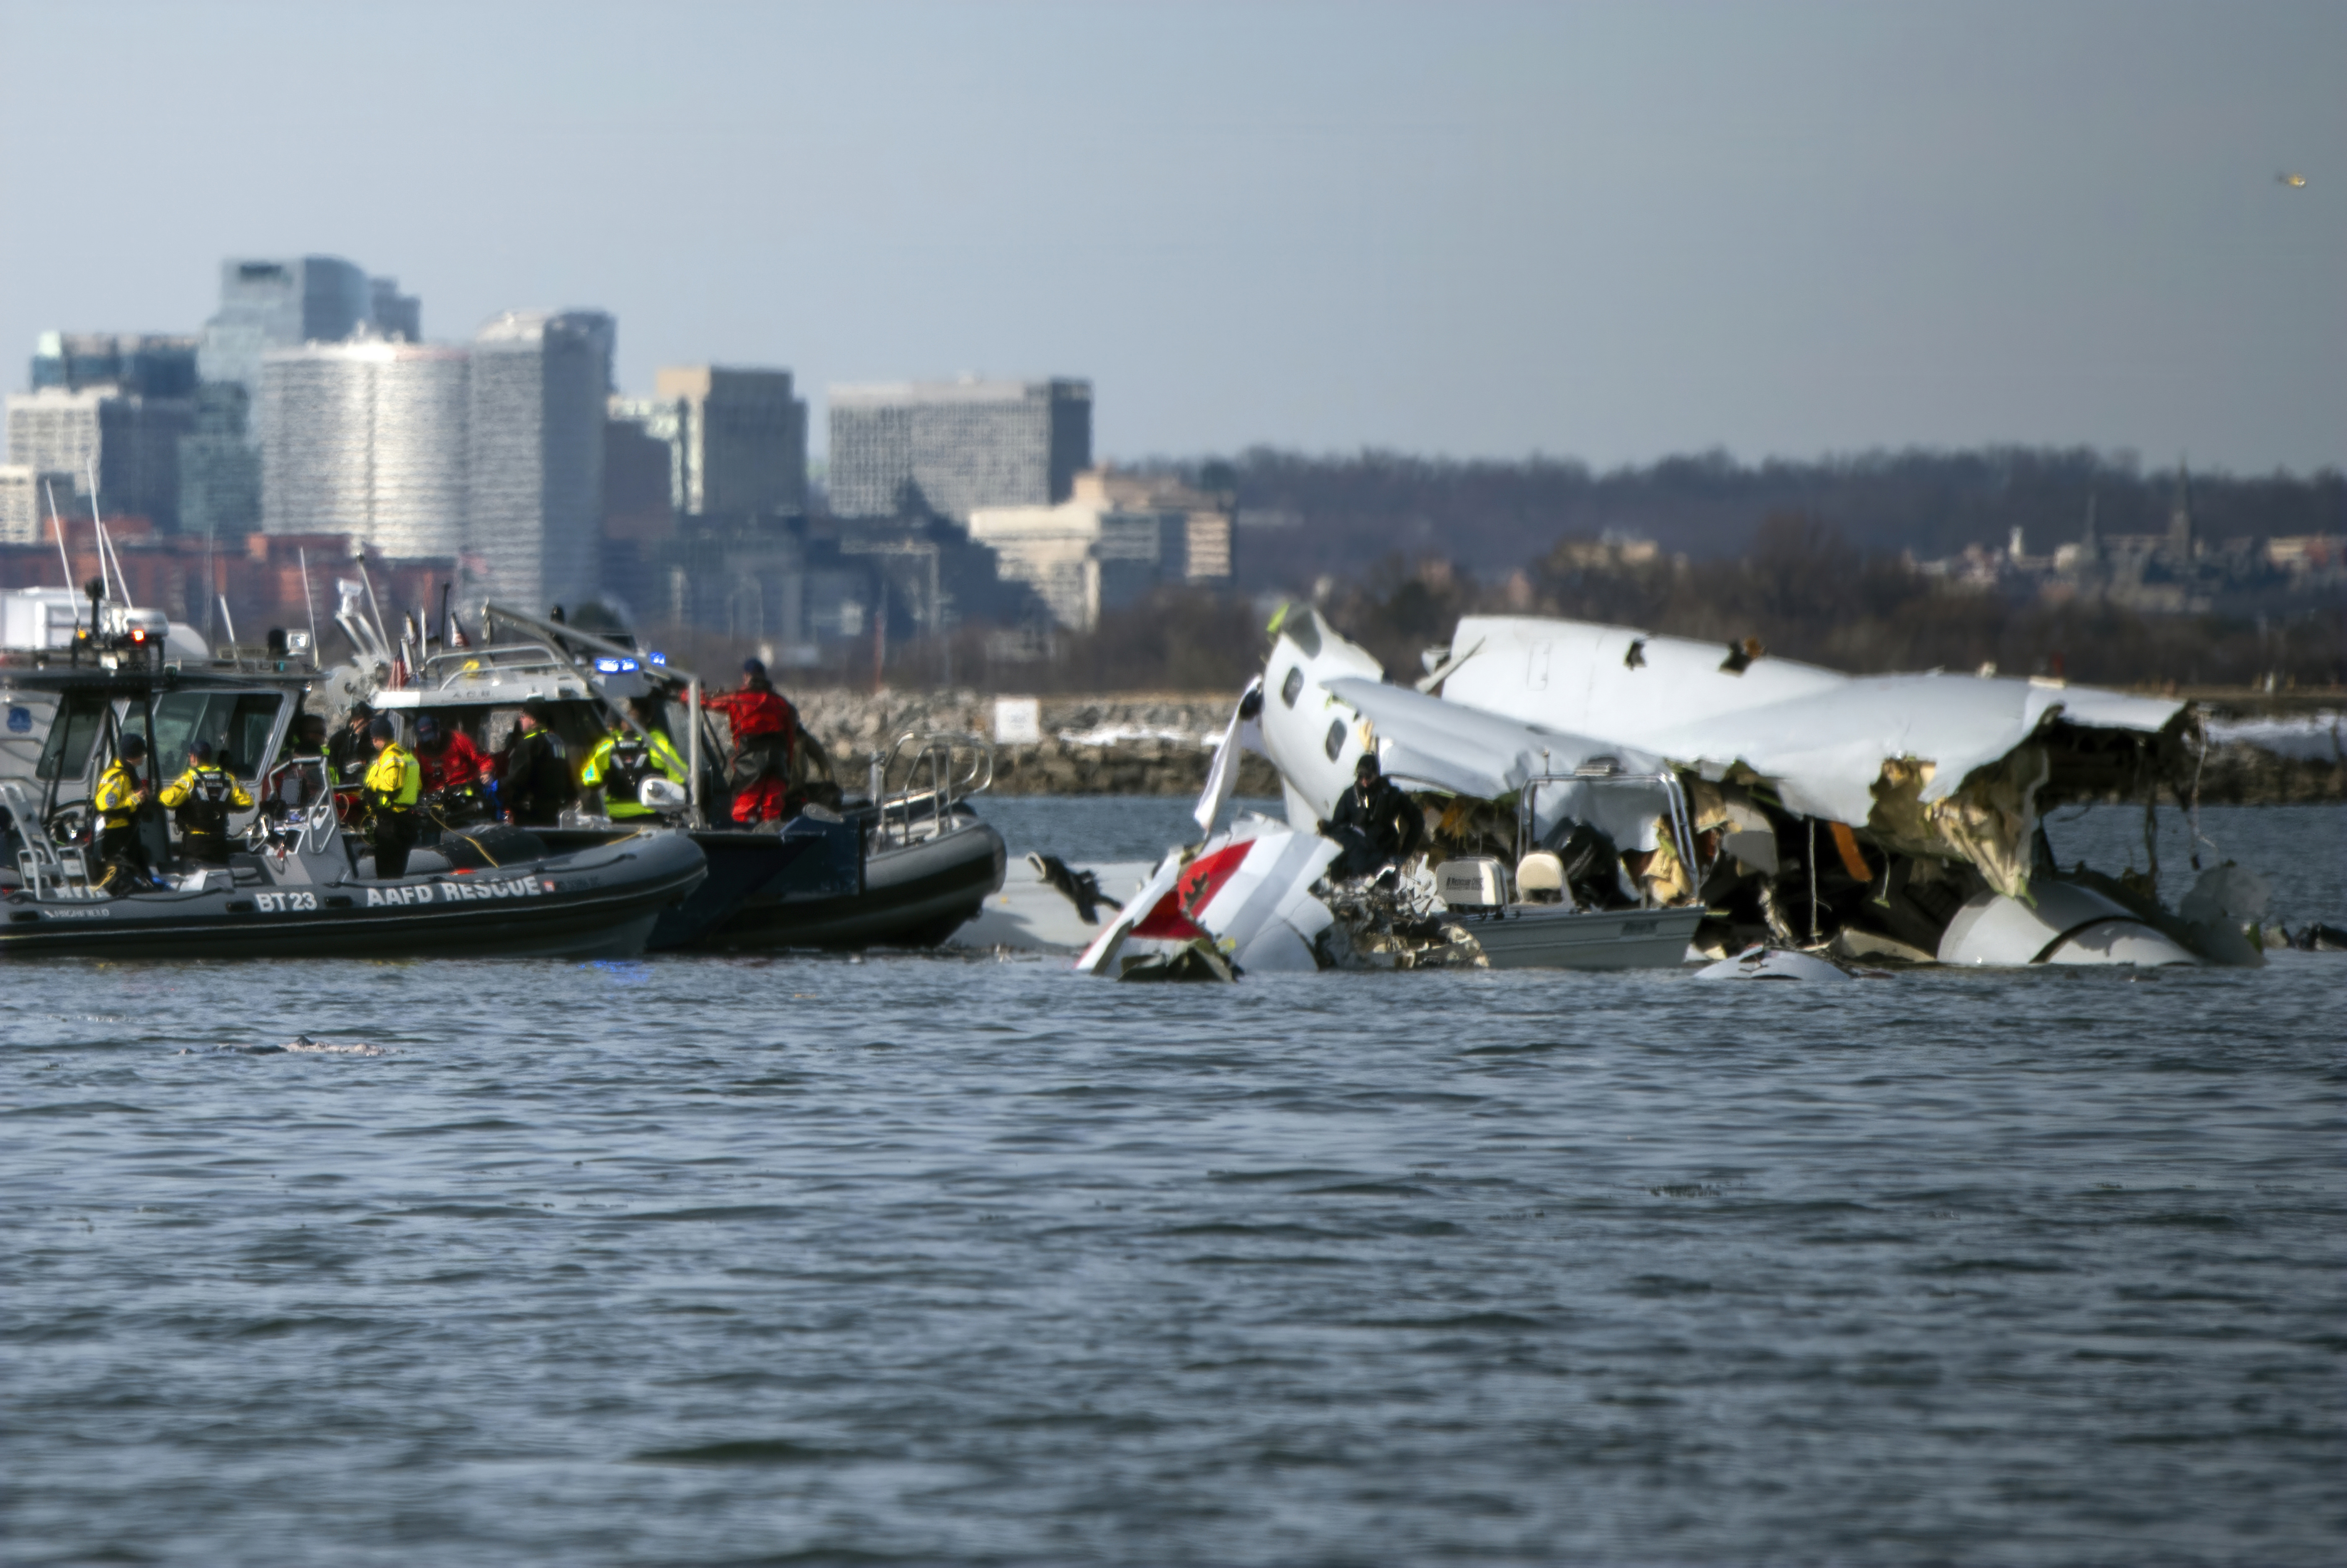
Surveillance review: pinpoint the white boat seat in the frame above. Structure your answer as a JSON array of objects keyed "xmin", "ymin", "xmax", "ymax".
[{"xmin": 1516, "ymin": 850, "xmax": 1567, "ymax": 902}]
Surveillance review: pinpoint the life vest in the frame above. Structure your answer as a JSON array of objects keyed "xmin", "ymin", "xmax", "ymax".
[
  {"xmin": 165, "ymin": 765, "xmax": 245, "ymax": 838},
  {"xmin": 364, "ymin": 743, "xmax": 422, "ymax": 809}
]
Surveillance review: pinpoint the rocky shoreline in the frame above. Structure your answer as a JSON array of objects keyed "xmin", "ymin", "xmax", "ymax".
[
  {"xmin": 785, "ymin": 687, "xmax": 2341, "ymax": 804},
  {"xmin": 794, "ymin": 689, "xmax": 1279, "ymax": 798}
]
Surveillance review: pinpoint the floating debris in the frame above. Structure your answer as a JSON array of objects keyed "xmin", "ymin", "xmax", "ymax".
[{"xmin": 178, "ymin": 1035, "xmax": 393, "ymax": 1056}]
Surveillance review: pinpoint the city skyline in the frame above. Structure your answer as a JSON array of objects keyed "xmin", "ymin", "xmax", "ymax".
[{"xmin": 1, "ymin": 1, "xmax": 2340, "ymax": 476}]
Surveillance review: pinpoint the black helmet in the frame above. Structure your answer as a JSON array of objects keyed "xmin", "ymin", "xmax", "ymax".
[
  {"xmin": 742, "ymin": 658, "xmax": 768, "ymax": 683},
  {"xmin": 349, "ymin": 699, "xmax": 374, "ymax": 720},
  {"xmin": 1354, "ymin": 752, "xmax": 1381, "ymax": 778},
  {"xmin": 119, "ymin": 733, "xmax": 147, "ymax": 760},
  {"xmin": 368, "ymin": 715, "xmax": 396, "ymax": 741},
  {"xmin": 414, "ymin": 714, "xmax": 442, "ymax": 745},
  {"xmin": 521, "ymin": 697, "xmax": 553, "ymax": 724},
  {"xmin": 189, "ymin": 738, "xmax": 215, "ymax": 763}
]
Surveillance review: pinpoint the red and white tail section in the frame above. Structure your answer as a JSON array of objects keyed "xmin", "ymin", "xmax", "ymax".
[{"xmin": 1078, "ymin": 820, "xmax": 1338, "ymax": 979}]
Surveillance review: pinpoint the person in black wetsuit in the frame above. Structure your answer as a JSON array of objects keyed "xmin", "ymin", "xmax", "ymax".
[
  {"xmin": 498, "ymin": 697, "xmax": 575, "ymax": 827},
  {"xmin": 327, "ymin": 700, "xmax": 377, "ymax": 787},
  {"xmin": 1318, "ymin": 753, "xmax": 1424, "ymax": 879}
]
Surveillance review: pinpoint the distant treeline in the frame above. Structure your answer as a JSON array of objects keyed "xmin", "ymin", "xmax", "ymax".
[
  {"xmin": 1320, "ymin": 516, "xmax": 2345, "ymax": 690},
  {"xmin": 901, "ymin": 514, "xmax": 2342, "ymax": 694},
  {"xmin": 1149, "ymin": 447, "xmax": 2344, "ymax": 590}
]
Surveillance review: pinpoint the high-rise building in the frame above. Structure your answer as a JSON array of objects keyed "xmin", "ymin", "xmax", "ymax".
[
  {"xmin": 966, "ymin": 468, "xmax": 1231, "ymax": 632},
  {"xmin": 31, "ymin": 332, "xmax": 200, "ymax": 399},
  {"xmin": 0, "ymin": 465, "xmax": 85, "ymax": 545},
  {"xmin": 469, "ymin": 311, "xmax": 612, "ymax": 614},
  {"xmin": 198, "ymin": 256, "xmax": 419, "ymax": 395},
  {"xmin": 370, "ymin": 278, "xmax": 422, "ymax": 343},
  {"xmin": 5, "ymin": 385, "xmax": 194, "ymax": 532},
  {"xmin": 827, "ymin": 378, "xmax": 1091, "ymax": 520},
  {"xmin": 178, "ymin": 383, "xmax": 262, "ymax": 543},
  {"xmin": 651, "ymin": 365, "xmax": 808, "ymax": 518},
  {"xmin": 257, "ymin": 341, "xmax": 469, "ymax": 559}
]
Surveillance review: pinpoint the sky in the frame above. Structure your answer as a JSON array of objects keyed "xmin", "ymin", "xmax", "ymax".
[{"xmin": 1, "ymin": 0, "xmax": 2339, "ymax": 473}]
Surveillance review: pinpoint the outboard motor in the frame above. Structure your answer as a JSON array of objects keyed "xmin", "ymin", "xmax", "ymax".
[{"xmin": 1435, "ymin": 857, "xmax": 1508, "ymax": 912}]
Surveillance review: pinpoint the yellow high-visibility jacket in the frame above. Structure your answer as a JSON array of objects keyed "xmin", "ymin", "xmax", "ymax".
[
  {"xmin": 581, "ymin": 727, "xmax": 688, "ymax": 817},
  {"xmin": 363, "ymin": 743, "xmax": 422, "ymax": 808},
  {"xmin": 93, "ymin": 760, "xmax": 147, "ymax": 828},
  {"xmin": 159, "ymin": 766, "xmax": 254, "ymax": 813}
]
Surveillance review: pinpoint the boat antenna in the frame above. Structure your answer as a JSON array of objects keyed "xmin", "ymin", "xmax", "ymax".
[
  {"xmin": 218, "ymin": 594, "xmax": 241, "ymax": 652},
  {"xmin": 85, "ymin": 457, "xmax": 126, "ymax": 606},
  {"xmin": 298, "ymin": 547, "xmax": 321, "ymax": 668},
  {"xmin": 41, "ymin": 481, "xmax": 80, "ymax": 633},
  {"xmin": 352, "ymin": 548, "xmax": 393, "ymax": 664}
]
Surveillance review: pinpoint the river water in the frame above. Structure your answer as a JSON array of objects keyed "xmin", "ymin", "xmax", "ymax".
[{"xmin": 4, "ymin": 802, "xmax": 2340, "ymax": 1566}]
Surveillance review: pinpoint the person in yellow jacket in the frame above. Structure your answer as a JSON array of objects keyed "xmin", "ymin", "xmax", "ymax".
[
  {"xmin": 93, "ymin": 732, "xmax": 156, "ymax": 891},
  {"xmin": 159, "ymin": 738, "xmax": 255, "ymax": 867},
  {"xmin": 362, "ymin": 715, "xmax": 423, "ymax": 877},
  {"xmin": 579, "ymin": 699, "xmax": 689, "ymax": 820}
]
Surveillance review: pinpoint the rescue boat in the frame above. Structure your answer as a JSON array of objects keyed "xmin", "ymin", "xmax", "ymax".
[
  {"xmin": 378, "ymin": 605, "xmax": 1004, "ymax": 952},
  {"xmin": 0, "ymin": 652, "xmax": 706, "ymax": 960}
]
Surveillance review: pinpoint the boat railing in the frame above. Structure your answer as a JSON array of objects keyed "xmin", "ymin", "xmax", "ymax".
[
  {"xmin": 251, "ymin": 758, "xmax": 345, "ymax": 863},
  {"xmin": 1515, "ymin": 765, "xmax": 1706, "ymax": 910},
  {"xmin": 2, "ymin": 780, "xmax": 101, "ymax": 902},
  {"xmin": 870, "ymin": 730, "xmax": 994, "ymax": 846}
]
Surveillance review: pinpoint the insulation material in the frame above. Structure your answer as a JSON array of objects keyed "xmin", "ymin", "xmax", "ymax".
[{"xmin": 1868, "ymin": 748, "xmax": 2049, "ymax": 899}]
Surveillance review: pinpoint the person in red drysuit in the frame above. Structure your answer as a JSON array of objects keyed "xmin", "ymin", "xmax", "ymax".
[
  {"xmin": 412, "ymin": 714, "xmax": 486, "ymax": 795},
  {"xmin": 707, "ymin": 658, "xmax": 797, "ymax": 825}
]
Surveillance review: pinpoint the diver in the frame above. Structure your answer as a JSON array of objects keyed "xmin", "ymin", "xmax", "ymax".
[
  {"xmin": 498, "ymin": 698, "xmax": 574, "ymax": 827},
  {"xmin": 708, "ymin": 658, "xmax": 796, "ymax": 825},
  {"xmin": 362, "ymin": 715, "xmax": 422, "ymax": 877},
  {"xmin": 159, "ymin": 738, "xmax": 253, "ymax": 867},
  {"xmin": 93, "ymin": 733, "xmax": 156, "ymax": 892},
  {"xmin": 414, "ymin": 714, "xmax": 490, "ymax": 832},
  {"xmin": 580, "ymin": 699, "xmax": 688, "ymax": 820},
  {"xmin": 327, "ymin": 699, "xmax": 377, "ymax": 785},
  {"xmin": 1318, "ymin": 753, "xmax": 1425, "ymax": 881}
]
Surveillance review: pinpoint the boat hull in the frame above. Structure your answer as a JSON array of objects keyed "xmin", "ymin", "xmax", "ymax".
[
  {"xmin": 695, "ymin": 821, "xmax": 1006, "ymax": 951},
  {"xmin": 0, "ymin": 831, "xmax": 706, "ymax": 961},
  {"xmin": 1457, "ymin": 903, "xmax": 1707, "ymax": 969}
]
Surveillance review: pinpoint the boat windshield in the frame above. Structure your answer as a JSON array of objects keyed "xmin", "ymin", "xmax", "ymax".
[
  {"xmin": 123, "ymin": 691, "xmax": 286, "ymax": 778},
  {"xmin": 35, "ymin": 692, "xmax": 108, "ymax": 782}
]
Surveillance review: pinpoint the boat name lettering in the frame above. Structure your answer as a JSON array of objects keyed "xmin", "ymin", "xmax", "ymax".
[
  {"xmin": 39, "ymin": 906, "xmax": 112, "ymax": 919},
  {"xmin": 355, "ymin": 877, "xmax": 552, "ymax": 908},
  {"xmin": 251, "ymin": 892, "xmax": 320, "ymax": 914}
]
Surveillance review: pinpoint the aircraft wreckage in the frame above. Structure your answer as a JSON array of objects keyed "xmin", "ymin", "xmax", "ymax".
[{"xmin": 1059, "ymin": 607, "xmax": 2275, "ymax": 980}]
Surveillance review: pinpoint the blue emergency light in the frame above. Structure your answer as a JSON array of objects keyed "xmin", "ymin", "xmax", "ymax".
[
  {"xmin": 592, "ymin": 655, "xmax": 641, "ymax": 675},
  {"xmin": 647, "ymin": 650, "xmax": 667, "ymax": 667}
]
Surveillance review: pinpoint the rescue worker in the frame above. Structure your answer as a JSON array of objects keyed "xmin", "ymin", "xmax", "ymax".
[
  {"xmin": 498, "ymin": 697, "xmax": 574, "ymax": 827},
  {"xmin": 580, "ymin": 699, "xmax": 689, "ymax": 820},
  {"xmin": 362, "ymin": 714, "xmax": 422, "ymax": 877},
  {"xmin": 159, "ymin": 738, "xmax": 254, "ymax": 867},
  {"xmin": 93, "ymin": 733, "xmax": 155, "ymax": 891},
  {"xmin": 1318, "ymin": 752, "xmax": 1425, "ymax": 880},
  {"xmin": 327, "ymin": 699, "xmax": 377, "ymax": 785},
  {"xmin": 412, "ymin": 714, "xmax": 485, "ymax": 795},
  {"xmin": 412, "ymin": 713, "xmax": 491, "ymax": 835},
  {"xmin": 707, "ymin": 658, "xmax": 796, "ymax": 825}
]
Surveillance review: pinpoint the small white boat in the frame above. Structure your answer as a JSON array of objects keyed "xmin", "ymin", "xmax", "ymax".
[{"xmin": 1454, "ymin": 901, "xmax": 1708, "ymax": 970}]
